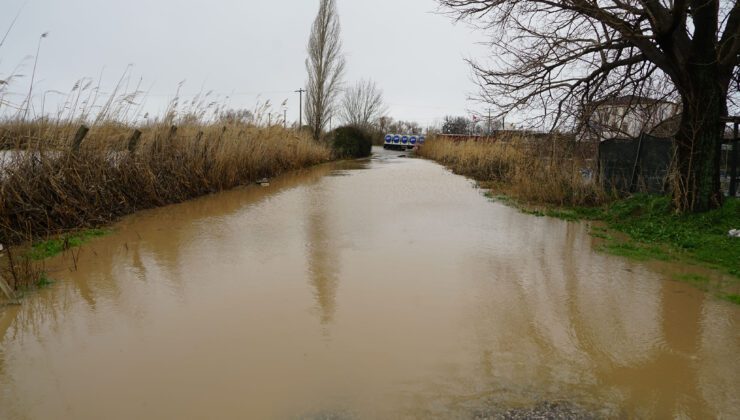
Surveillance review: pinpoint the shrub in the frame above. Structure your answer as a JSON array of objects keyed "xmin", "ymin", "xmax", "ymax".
[{"xmin": 330, "ymin": 126, "xmax": 373, "ymax": 158}]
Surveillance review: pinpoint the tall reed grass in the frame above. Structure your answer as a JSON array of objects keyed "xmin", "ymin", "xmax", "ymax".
[
  {"xmin": 0, "ymin": 29, "xmax": 326, "ymax": 291},
  {"xmin": 419, "ymin": 135, "xmax": 608, "ymax": 207},
  {"xmin": 0, "ymin": 120, "xmax": 330, "ymax": 249}
]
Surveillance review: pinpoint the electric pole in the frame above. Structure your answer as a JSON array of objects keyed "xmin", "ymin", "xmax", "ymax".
[{"xmin": 295, "ymin": 88, "xmax": 305, "ymax": 129}]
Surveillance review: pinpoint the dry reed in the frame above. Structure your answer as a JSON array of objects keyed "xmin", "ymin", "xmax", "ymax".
[
  {"xmin": 0, "ymin": 121, "xmax": 331, "ymax": 247},
  {"xmin": 418, "ymin": 135, "xmax": 608, "ymax": 207}
]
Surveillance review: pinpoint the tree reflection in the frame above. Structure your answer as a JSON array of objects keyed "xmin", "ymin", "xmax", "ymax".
[{"xmin": 304, "ymin": 183, "xmax": 340, "ymax": 327}]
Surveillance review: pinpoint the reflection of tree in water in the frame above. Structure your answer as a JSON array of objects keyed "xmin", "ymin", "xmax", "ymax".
[
  {"xmin": 69, "ymin": 165, "xmax": 339, "ymax": 313},
  {"xmin": 304, "ymin": 184, "xmax": 340, "ymax": 327},
  {"xmin": 0, "ymin": 309, "xmax": 13, "ymax": 379},
  {"xmin": 697, "ymin": 301, "xmax": 740, "ymax": 418},
  {"xmin": 131, "ymin": 163, "xmax": 336, "ymax": 291},
  {"xmin": 461, "ymin": 216, "xmax": 732, "ymax": 417}
]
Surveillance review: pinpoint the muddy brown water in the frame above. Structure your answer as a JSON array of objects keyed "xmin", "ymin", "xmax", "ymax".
[{"xmin": 1, "ymin": 148, "xmax": 738, "ymax": 419}]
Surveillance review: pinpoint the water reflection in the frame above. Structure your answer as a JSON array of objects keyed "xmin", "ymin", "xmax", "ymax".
[
  {"xmin": 305, "ymin": 183, "xmax": 340, "ymax": 327},
  {"xmin": 0, "ymin": 150, "xmax": 737, "ymax": 419},
  {"xmin": 304, "ymin": 158, "xmax": 371, "ymax": 328}
]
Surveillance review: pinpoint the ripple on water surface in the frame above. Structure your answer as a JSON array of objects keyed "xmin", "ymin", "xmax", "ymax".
[{"xmin": 0, "ymin": 148, "xmax": 738, "ymax": 419}]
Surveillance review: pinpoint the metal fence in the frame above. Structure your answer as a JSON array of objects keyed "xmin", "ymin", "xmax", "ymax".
[{"xmin": 598, "ymin": 129, "xmax": 739, "ymax": 197}]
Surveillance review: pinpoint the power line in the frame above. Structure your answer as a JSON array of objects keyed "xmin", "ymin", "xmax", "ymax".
[{"xmin": 137, "ymin": 90, "xmax": 295, "ymax": 98}]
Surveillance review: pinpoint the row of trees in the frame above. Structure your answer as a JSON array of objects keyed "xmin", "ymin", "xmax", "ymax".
[{"xmin": 441, "ymin": 115, "xmax": 506, "ymax": 135}]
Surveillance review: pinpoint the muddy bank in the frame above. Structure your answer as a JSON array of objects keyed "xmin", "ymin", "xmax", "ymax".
[{"xmin": 0, "ymin": 148, "xmax": 738, "ymax": 419}]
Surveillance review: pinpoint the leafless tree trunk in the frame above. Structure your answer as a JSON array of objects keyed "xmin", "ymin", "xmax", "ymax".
[
  {"xmin": 439, "ymin": 0, "xmax": 740, "ymax": 212},
  {"xmin": 305, "ymin": 0, "xmax": 345, "ymax": 141},
  {"xmin": 339, "ymin": 79, "xmax": 388, "ymax": 128}
]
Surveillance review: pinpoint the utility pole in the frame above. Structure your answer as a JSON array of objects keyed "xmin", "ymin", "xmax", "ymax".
[{"xmin": 295, "ymin": 88, "xmax": 305, "ymax": 129}]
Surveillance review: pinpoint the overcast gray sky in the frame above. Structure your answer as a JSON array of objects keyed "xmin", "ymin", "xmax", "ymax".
[{"xmin": 0, "ymin": 0, "xmax": 490, "ymax": 127}]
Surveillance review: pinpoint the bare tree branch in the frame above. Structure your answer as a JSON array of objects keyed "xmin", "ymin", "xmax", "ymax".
[
  {"xmin": 439, "ymin": 0, "xmax": 740, "ymax": 211},
  {"xmin": 339, "ymin": 79, "xmax": 388, "ymax": 128}
]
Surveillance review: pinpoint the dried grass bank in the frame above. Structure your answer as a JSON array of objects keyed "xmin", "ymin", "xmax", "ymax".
[
  {"xmin": 418, "ymin": 135, "xmax": 607, "ymax": 207},
  {"xmin": 0, "ymin": 121, "xmax": 331, "ymax": 247}
]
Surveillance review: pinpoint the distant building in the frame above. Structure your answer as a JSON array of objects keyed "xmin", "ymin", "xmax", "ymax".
[{"xmin": 580, "ymin": 95, "xmax": 680, "ymax": 141}]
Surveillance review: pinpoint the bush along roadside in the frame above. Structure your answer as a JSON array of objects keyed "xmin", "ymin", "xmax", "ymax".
[{"xmin": 330, "ymin": 126, "xmax": 373, "ymax": 158}]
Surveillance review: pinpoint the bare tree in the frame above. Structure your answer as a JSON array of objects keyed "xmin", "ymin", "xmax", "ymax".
[
  {"xmin": 305, "ymin": 0, "xmax": 346, "ymax": 141},
  {"xmin": 442, "ymin": 116, "xmax": 472, "ymax": 135},
  {"xmin": 339, "ymin": 79, "xmax": 388, "ymax": 128},
  {"xmin": 439, "ymin": 0, "xmax": 740, "ymax": 212}
]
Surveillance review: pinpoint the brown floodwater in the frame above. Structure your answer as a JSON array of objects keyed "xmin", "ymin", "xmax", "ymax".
[{"xmin": 0, "ymin": 148, "xmax": 738, "ymax": 419}]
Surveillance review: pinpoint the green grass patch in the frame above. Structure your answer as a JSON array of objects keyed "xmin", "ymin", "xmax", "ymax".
[
  {"xmin": 672, "ymin": 275, "xmax": 740, "ymax": 305},
  {"xmin": 599, "ymin": 241, "xmax": 674, "ymax": 262},
  {"xmin": 599, "ymin": 195, "xmax": 740, "ymax": 277},
  {"xmin": 28, "ymin": 228, "xmax": 110, "ymax": 260},
  {"xmin": 484, "ymin": 191, "xmax": 514, "ymax": 204},
  {"xmin": 675, "ymin": 273, "xmax": 711, "ymax": 287},
  {"xmin": 723, "ymin": 294, "xmax": 740, "ymax": 304},
  {"xmin": 590, "ymin": 231, "xmax": 613, "ymax": 241},
  {"xmin": 36, "ymin": 272, "xmax": 54, "ymax": 289},
  {"xmin": 522, "ymin": 208, "xmax": 546, "ymax": 217},
  {"xmin": 544, "ymin": 206, "xmax": 604, "ymax": 222}
]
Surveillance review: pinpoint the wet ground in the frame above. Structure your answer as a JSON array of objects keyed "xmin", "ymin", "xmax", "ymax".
[{"xmin": 0, "ymin": 148, "xmax": 738, "ymax": 419}]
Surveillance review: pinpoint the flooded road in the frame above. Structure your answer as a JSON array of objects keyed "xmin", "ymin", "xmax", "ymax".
[{"xmin": 1, "ymin": 148, "xmax": 738, "ymax": 419}]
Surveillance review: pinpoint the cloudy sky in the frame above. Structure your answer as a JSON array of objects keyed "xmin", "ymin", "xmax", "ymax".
[{"xmin": 0, "ymin": 0, "xmax": 491, "ymax": 127}]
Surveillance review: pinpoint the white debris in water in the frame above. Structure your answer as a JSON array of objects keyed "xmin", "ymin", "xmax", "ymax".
[
  {"xmin": 255, "ymin": 178, "xmax": 271, "ymax": 187},
  {"xmin": 729, "ymin": 229, "xmax": 740, "ymax": 238}
]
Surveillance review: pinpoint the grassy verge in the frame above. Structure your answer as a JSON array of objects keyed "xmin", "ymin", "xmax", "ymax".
[
  {"xmin": 27, "ymin": 228, "xmax": 110, "ymax": 260},
  {"xmin": 421, "ymin": 137, "xmax": 740, "ymax": 303}
]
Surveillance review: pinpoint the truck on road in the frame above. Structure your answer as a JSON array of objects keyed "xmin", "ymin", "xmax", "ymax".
[{"xmin": 383, "ymin": 134, "xmax": 426, "ymax": 151}]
